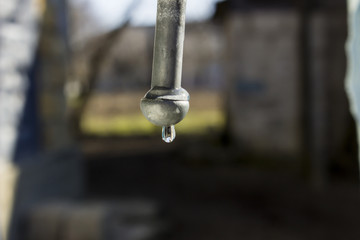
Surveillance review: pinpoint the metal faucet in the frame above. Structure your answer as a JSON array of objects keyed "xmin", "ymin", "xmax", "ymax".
[{"xmin": 140, "ymin": 0, "xmax": 189, "ymax": 143}]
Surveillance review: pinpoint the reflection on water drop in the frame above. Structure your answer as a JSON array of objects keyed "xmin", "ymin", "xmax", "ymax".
[{"xmin": 162, "ymin": 125, "xmax": 176, "ymax": 143}]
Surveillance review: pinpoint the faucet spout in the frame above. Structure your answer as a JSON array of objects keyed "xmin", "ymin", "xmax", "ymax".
[{"xmin": 140, "ymin": 0, "xmax": 189, "ymax": 130}]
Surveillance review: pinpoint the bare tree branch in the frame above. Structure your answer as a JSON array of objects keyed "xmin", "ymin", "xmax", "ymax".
[{"xmin": 68, "ymin": 0, "xmax": 143, "ymax": 138}]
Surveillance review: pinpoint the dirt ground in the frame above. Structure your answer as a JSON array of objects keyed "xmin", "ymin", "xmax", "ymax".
[{"xmin": 83, "ymin": 137, "xmax": 360, "ymax": 240}]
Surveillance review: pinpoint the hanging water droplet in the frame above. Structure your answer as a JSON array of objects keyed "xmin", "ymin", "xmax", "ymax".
[{"xmin": 162, "ymin": 125, "xmax": 176, "ymax": 143}]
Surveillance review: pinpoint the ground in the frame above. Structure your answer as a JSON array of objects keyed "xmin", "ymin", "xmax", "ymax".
[{"xmin": 83, "ymin": 137, "xmax": 360, "ymax": 240}]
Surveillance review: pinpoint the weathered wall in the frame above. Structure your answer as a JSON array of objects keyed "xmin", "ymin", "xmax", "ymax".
[
  {"xmin": 224, "ymin": 9, "xmax": 350, "ymax": 162},
  {"xmin": 0, "ymin": 0, "xmax": 84, "ymax": 239},
  {"xmin": 225, "ymin": 11, "xmax": 301, "ymax": 156}
]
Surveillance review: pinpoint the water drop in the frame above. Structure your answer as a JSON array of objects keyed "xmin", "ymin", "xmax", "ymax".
[{"xmin": 162, "ymin": 125, "xmax": 176, "ymax": 143}]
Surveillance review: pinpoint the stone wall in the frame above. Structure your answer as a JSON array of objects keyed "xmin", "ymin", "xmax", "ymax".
[{"xmin": 225, "ymin": 11, "xmax": 301, "ymax": 156}]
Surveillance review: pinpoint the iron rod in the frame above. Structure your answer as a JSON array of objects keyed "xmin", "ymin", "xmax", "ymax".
[{"xmin": 151, "ymin": 0, "xmax": 187, "ymax": 89}]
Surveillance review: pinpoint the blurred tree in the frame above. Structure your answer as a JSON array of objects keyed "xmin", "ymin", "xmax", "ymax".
[{"xmin": 66, "ymin": 0, "xmax": 142, "ymax": 138}]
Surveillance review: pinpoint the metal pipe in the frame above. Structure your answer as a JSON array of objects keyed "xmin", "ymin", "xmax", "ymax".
[
  {"xmin": 151, "ymin": 0, "xmax": 187, "ymax": 89},
  {"xmin": 140, "ymin": 0, "xmax": 189, "ymax": 142}
]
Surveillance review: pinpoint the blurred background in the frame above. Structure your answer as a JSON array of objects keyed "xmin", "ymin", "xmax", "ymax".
[{"xmin": 1, "ymin": 0, "xmax": 360, "ymax": 239}]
